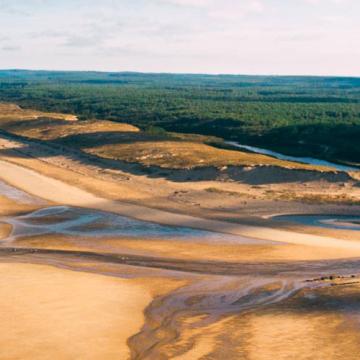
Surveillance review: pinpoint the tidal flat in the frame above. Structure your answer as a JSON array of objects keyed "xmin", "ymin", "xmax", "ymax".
[{"xmin": 1, "ymin": 163, "xmax": 360, "ymax": 360}]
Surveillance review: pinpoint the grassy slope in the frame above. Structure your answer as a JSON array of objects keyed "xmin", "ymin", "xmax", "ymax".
[
  {"xmin": 0, "ymin": 102, "xmax": 332, "ymax": 171},
  {"xmin": 0, "ymin": 103, "xmax": 77, "ymax": 121}
]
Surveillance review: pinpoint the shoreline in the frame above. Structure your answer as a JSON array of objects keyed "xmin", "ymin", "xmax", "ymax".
[
  {"xmin": 2, "ymin": 156, "xmax": 360, "ymax": 359},
  {"xmin": 1, "ymin": 158, "xmax": 360, "ymax": 254}
]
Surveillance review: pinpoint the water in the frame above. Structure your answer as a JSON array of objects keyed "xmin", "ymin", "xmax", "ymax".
[
  {"xmin": 4, "ymin": 205, "xmax": 264, "ymax": 244},
  {"xmin": 0, "ymin": 177, "xmax": 267, "ymax": 244},
  {"xmin": 273, "ymin": 214, "xmax": 360, "ymax": 231},
  {"xmin": 225, "ymin": 141, "xmax": 359, "ymax": 172},
  {"xmin": 2, "ymin": 181, "xmax": 360, "ymax": 359}
]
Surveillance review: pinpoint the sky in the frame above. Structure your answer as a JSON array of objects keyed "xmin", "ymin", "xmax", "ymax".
[{"xmin": 0, "ymin": 0, "xmax": 359, "ymax": 75}]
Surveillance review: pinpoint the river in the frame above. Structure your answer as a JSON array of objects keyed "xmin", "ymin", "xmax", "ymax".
[{"xmin": 225, "ymin": 141, "xmax": 359, "ymax": 172}]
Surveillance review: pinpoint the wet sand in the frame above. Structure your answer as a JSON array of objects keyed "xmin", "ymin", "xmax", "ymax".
[
  {"xmin": 1, "ymin": 159, "xmax": 360, "ymax": 252},
  {"xmin": 0, "ymin": 263, "xmax": 154, "ymax": 359},
  {"xmin": 1, "ymin": 157, "xmax": 360, "ymax": 359},
  {"xmin": 274, "ymin": 214, "xmax": 360, "ymax": 231},
  {"xmin": 0, "ymin": 194, "xmax": 186, "ymax": 360}
]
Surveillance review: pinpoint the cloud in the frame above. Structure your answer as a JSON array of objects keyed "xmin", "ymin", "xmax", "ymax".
[
  {"xmin": 161, "ymin": 0, "xmax": 209, "ymax": 7},
  {"xmin": 63, "ymin": 35, "xmax": 103, "ymax": 48},
  {"xmin": 1, "ymin": 45, "xmax": 21, "ymax": 51},
  {"xmin": 0, "ymin": 0, "xmax": 358, "ymax": 75},
  {"xmin": 161, "ymin": 0, "xmax": 265, "ymax": 22},
  {"xmin": 303, "ymin": 0, "xmax": 351, "ymax": 4},
  {"xmin": 208, "ymin": 0, "xmax": 265, "ymax": 20},
  {"xmin": 277, "ymin": 31, "xmax": 325, "ymax": 42}
]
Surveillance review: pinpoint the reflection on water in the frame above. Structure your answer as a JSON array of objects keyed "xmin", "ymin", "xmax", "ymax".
[
  {"xmin": 4, "ymin": 205, "xmax": 262, "ymax": 244},
  {"xmin": 274, "ymin": 214, "xmax": 360, "ymax": 231}
]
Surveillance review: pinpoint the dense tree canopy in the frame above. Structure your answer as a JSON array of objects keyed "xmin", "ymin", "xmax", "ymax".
[{"xmin": 0, "ymin": 70, "xmax": 359, "ymax": 164}]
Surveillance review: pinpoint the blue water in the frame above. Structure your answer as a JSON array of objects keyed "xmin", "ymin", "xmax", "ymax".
[
  {"xmin": 225, "ymin": 141, "xmax": 359, "ymax": 172},
  {"xmin": 273, "ymin": 214, "xmax": 360, "ymax": 231},
  {"xmin": 5, "ymin": 205, "xmax": 263, "ymax": 244},
  {"xmin": 0, "ymin": 180, "xmax": 265, "ymax": 244}
]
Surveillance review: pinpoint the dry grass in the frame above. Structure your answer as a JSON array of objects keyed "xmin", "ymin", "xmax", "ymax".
[
  {"xmin": 0, "ymin": 102, "xmax": 333, "ymax": 172},
  {"xmin": 0, "ymin": 102, "xmax": 139, "ymax": 139},
  {"xmin": 11, "ymin": 119, "xmax": 139, "ymax": 140},
  {"xmin": 0, "ymin": 102, "xmax": 77, "ymax": 122},
  {"xmin": 264, "ymin": 189, "xmax": 360, "ymax": 205},
  {"xmin": 86, "ymin": 140, "xmax": 330, "ymax": 171}
]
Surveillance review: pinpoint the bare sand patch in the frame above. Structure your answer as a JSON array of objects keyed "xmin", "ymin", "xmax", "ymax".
[
  {"xmin": 0, "ymin": 222, "xmax": 11, "ymax": 240},
  {"xmin": 0, "ymin": 262, "xmax": 181, "ymax": 360}
]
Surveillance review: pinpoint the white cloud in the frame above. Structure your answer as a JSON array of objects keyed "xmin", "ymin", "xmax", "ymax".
[
  {"xmin": 303, "ymin": 0, "xmax": 351, "ymax": 4},
  {"xmin": 0, "ymin": 0, "xmax": 358, "ymax": 75},
  {"xmin": 164, "ymin": 0, "xmax": 265, "ymax": 12},
  {"xmin": 208, "ymin": 0, "xmax": 265, "ymax": 20},
  {"xmin": 161, "ymin": 0, "xmax": 209, "ymax": 7},
  {"xmin": 2, "ymin": 45, "xmax": 21, "ymax": 51}
]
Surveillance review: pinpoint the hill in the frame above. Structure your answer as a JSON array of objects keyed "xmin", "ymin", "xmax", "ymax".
[
  {"xmin": 0, "ymin": 70, "xmax": 359, "ymax": 166},
  {"xmin": 0, "ymin": 102, "xmax": 331, "ymax": 171}
]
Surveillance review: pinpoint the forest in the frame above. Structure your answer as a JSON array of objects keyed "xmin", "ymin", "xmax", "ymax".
[{"xmin": 0, "ymin": 70, "xmax": 359, "ymax": 165}]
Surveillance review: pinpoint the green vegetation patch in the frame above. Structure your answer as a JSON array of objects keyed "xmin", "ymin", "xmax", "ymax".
[{"xmin": 0, "ymin": 70, "xmax": 359, "ymax": 165}]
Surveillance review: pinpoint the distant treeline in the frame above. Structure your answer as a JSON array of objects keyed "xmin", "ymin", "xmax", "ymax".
[{"xmin": 0, "ymin": 70, "xmax": 359, "ymax": 164}]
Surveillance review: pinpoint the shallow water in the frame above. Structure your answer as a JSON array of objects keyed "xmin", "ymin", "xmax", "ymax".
[
  {"xmin": 225, "ymin": 141, "xmax": 359, "ymax": 172},
  {"xmin": 4, "ymin": 205, "xmax": 264, "ymax": 244},
  {"xmin": 2, "ymin": 187, "xmax": 360, "ymax": 359},
  {"xmin": 0, "ymin": 180, "xmax": 46, "ymax": 205},
  {"xmin": 0, "ymin": 177, "xmax": 268, "ymax": 244},
  {"xmin": 274, "ymin": 214, "xmax": 360, "ymax": 231}
]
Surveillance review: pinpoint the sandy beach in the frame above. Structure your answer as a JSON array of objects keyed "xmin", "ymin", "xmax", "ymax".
[
  {"xmin": 1, "ymin": 158, "xmax": 360, "ymax": 254},
  {"xmin": 0, "ymin": 1, "xmax": 358, "ymax": 353},
  {"xmin": 1, "ymin": 129, "xmax": 360, "ymax": 359},
  {"xmin": 0, "ymin": 263, "xmax": 155, "ymax": 359},
  {"xmin": 0, "ymin": 0, "xmax": 360, "ymax": 352},
  {"xmin": 0, "ymin": 185, "xmax": 187, "ymax": 360}
]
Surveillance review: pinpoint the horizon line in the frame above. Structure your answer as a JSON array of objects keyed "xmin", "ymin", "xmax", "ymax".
[{"xmin": 1, "ymin": 68, "xmax": 359, "ymax": 79}]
